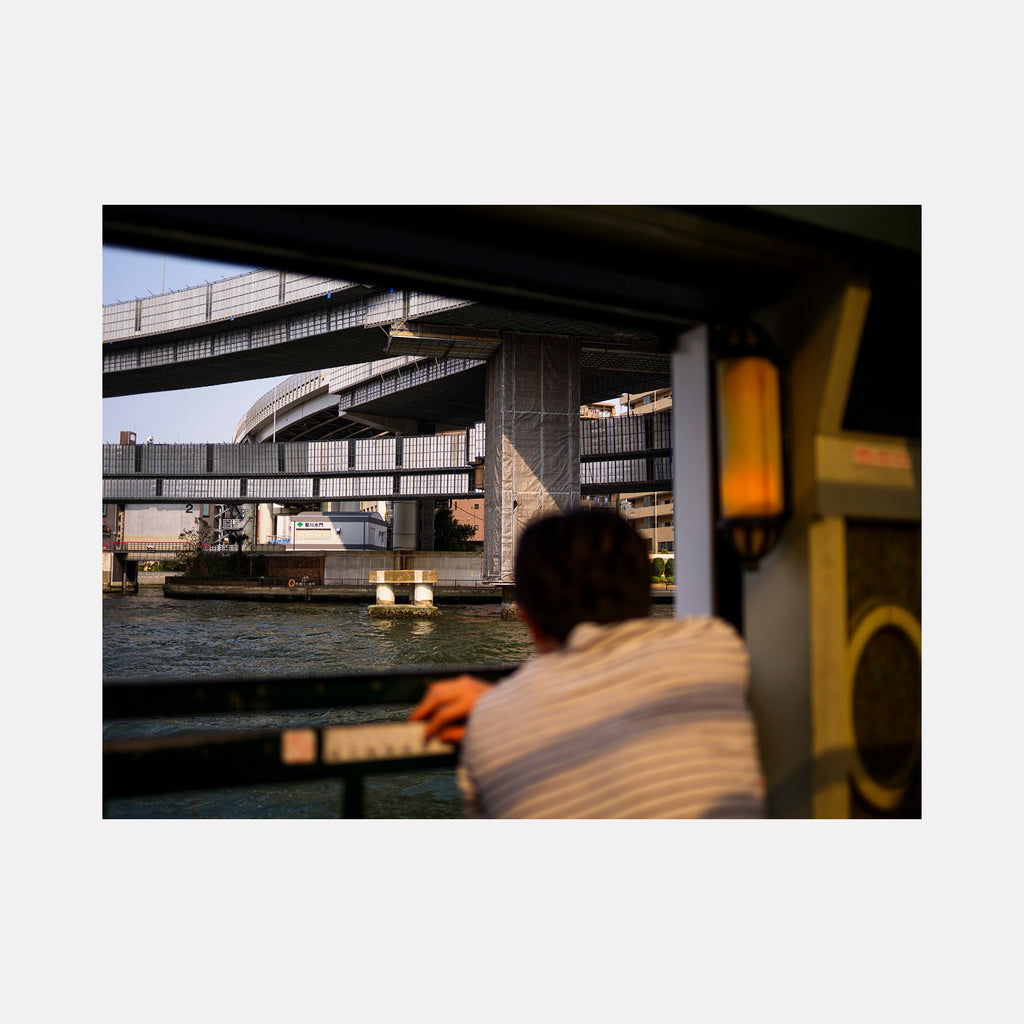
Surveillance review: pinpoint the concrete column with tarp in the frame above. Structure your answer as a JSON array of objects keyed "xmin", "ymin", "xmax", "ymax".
[
  {"xmin": 392, "ymin": 501, "xmax": 419, "ymax": 550},
  {"xmin": 392, "ymin": 500, "xmax": 436, "ymax": 552},
  {"xmin": 483, "ymin": 334, "xmax": 581, "ymax": 582}
]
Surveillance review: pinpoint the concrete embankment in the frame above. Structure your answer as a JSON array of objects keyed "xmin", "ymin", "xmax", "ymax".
[
  {"xmin": 162, "ymin": 580, "xmax": 506, "ymax": 603},
  {"xmin": 161, "ymin": 580, "xmax": 676, "ymax": 604},
  {"xmin": 139, "ymin": 572, "xmax": 177, "ymax": 587}
]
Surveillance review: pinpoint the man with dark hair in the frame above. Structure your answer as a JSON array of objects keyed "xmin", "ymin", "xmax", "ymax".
[
  {"xmin": 513, "ymin": 506, "xmax": 652, "ymax": 643},
  {"xmin": 410, "ymin": 508, "xmax": 765, "ymax": 818}
]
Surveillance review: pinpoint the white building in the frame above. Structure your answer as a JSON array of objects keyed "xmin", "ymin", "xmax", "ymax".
[
  {"xmin": 275, "ymin": 510, "xmax": 387, "ymax": 550},
  {"xmin": 119, "ymin": 502, "xmax": 223, "ymax": 547}
]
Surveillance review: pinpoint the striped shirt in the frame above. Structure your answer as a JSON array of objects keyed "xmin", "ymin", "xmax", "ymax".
[{"xmin": 457, "ymin": 615, "xmax": 766, "ymax": 818}]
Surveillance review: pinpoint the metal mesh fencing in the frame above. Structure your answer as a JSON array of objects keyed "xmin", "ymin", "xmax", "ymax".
[
  {"xmin": 103, "ymin": 348, "xmax": 138, "ymax": 372},
  {"xmin": 307, "ymin": 441, "xmax": 349, "ymax": 473},
  {"xmin": 581, "ymin": 459, "xmax": 647, "ymax": 486},
  {"xmin": 103, "ymin": 302, "xmax": 136, "ymax": 340},
  {"xmin": 403, "ymin": 434, "xmax": 467, "ymax": 469},
  {"xmin": 316, "ymin": 476, "xmax": 394, "ymax": 499},
  {"xmin": 650, "ymin": 410, "xmax": 673, "ymax": 448},
  {"xmin": 327, "ymin": 357, "xmax": 417, "ymax": 394},
  {"xmin": 103, "ymin": 270, "xmax": 355, "ymax": 342},
  {"xmin": 233, "ymin": 370, "xmax": 330, "ymax": 441},
  {"xmin": 244, "ymin": 478, "xmax": 315, "ymax": 500},
  {"xmin": 210, "ymin": 271, "xmax": 278, "ymax": 321},
  {"xmin": 281, "ymin": 445, "xmax": 309, "ymax": 473},
  {"xmin": 581, "ymin": 415, "xmax": 644, "ymax": 455},
  {"xmin": 103, "ymin": 478, "xmax": 157, "ymax": 499},
  {"xmin": 139, "ymin": 445, "xmax": 207, "ymax": 474},
  {"xmin": 468, "ymin": 423, "xmax": 486, "ymax": 461},
  {"xmin": 212, "ymin": 445, "xmax": 276, "ymax": 474},
  {"xmin": 138, "ymin": 342, "xmax": 176, "ymax": 368},
  {"xmin": 398, "ymin": 473, "xmax": 471, "ymax": 496},
  {"xmin": 333, "ymin": 296, "xmax": 371, "ymax": 330},
  {"xmin": 283, "ymin": 274, "xmax": 354, "ymax": 302},
  {"xmin": 353, "ymin": 438, "xmax": 397, "ymax": 472},
  {"xmin": 652, "ymin": 455, "xmax": 673, "ymax": 480},
  {"xmin": 407, "ymin": 293, "xmax": 473, "ymax": 317},
  {"xmin": 284, "ymin": 308, "xmax": 331, "ymax": 343},
  {"xmin": 580, "ymin": 409, "xmax": 672, "ymax": 456},
  {"xmin": 103, "ymin": 447, "xmax": 136, "ymax": 474},
  {"xmin": 161, "ymin": 479, "xmax": 243, "ymax": 499}
]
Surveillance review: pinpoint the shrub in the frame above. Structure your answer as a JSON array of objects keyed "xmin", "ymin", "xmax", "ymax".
[
  {"xmin": 664, "ymin": 558, "xmax": 674, "ymax": 581},
  {"xmin": 651, "ymin": 556, "xmax": 665, "ymax": 580}
]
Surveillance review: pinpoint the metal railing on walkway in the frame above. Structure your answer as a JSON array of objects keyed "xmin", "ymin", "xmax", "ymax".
[
  {"xmin": 104, "ymin": 541, "xmax": 215, "ymax": 554},
  {"xmin": 103, "ymin": 665, "xmax": 517, "ymax": 817}
]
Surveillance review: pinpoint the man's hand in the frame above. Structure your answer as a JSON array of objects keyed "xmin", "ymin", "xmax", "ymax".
[{"xmin": 408, "ymin": 675, "xmax": 493, "ymax": 744}]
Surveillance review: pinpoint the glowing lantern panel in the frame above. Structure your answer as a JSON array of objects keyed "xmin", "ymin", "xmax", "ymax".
[{"xmin": 716, "ymin": 356, "xmax": 784, "ymax": 520}]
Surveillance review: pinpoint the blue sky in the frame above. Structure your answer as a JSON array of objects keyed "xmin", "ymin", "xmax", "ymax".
[{"xmin": 102, "ymin": 247, "xmax": 291, "ymax": 444}]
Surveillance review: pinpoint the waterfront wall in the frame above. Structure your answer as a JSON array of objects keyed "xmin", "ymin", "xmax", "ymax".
[
  {"xmin": 104, "ymin": 552, "xmax": 485, "ymax": 590},
  {"xmin": 138, "ymin": 572, "xmax": 180, "ymax": 586},
  {"xmin": 323, "ymin": 550, "xmax": 483, "ymax": 585}
]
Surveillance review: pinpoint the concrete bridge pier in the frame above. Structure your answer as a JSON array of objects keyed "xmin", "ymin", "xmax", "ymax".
[
  {"xmin": 367, "ymin": 570, "xmax": 440, "ymax": 618},
  {"xmin": 483, "ymin": 334, "xmax": 581, "ymax": 583},
  {"xmin": 107, "ymin": 552, "xmax": 138, "ymax": 592}
]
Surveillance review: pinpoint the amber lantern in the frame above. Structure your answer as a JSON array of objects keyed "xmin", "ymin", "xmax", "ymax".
[{"xmin": 713, "ymin": 323, "xmax": 788, "ymax": 568}]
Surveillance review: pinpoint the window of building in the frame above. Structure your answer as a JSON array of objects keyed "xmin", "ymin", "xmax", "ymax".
[{"xmin": 202, "ymin": 504, "xmax": 210, "ymax": 517}]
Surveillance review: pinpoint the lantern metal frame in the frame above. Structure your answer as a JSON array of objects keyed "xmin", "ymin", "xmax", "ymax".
[{"xmin": 709, "ymin": 321, "xmax": 792, "ymax": 569}]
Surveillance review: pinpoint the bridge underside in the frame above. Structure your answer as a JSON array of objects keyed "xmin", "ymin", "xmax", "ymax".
[
  {"xmin": 103, "ymin": 284, "xmax": 670, "ymax": 402},
  {"xmin": 346, "ymin": 363, "xmax": 667, "ymax": 438},
  {"xmin": 257, "ymin": 358, "xmax": 671, "ymax": 444},
  {"xmin": 216, "ymin": 299, "xmax": 674, "ymax": 442}
]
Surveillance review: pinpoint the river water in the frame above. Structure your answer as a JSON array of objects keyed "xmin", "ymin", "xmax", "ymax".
[
  {"xmin": 103, "ymin": 590, "xmax": 538, "ymax": 819},
  {"xmin": 103, "ymin": 590, "xmax": 675, "ymax": 818}
]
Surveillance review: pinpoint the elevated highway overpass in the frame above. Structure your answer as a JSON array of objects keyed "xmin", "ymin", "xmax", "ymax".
[
  {"xmin": 103, "ymin": 265, "xmax": 672, "ymax": 421},
  {"xmin": 103, "ymin": 253, "xmax": 678, "ymax": 575},
  {"xmin": 102, "ymin": 411, "xmax": 674, "ymax": 505}
]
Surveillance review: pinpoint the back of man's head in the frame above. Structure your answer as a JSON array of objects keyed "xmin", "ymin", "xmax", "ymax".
[{"xmin": 514, "ymin": 507, "xmax": 652, "ymax": 645}]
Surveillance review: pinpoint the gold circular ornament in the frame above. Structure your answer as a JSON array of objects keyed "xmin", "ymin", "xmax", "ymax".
[{"xmin": 846, "ymin": 604, "xmax": 921, "ymax": 811}]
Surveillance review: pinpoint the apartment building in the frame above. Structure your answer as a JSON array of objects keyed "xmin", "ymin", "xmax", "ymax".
[
  {"xmin": 450, "ymin": 498, "xmax": 485, "ymax": 545},
  {"xmin": 616, "ymin": 389, "xmax": 674, "ymax": 554}
]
